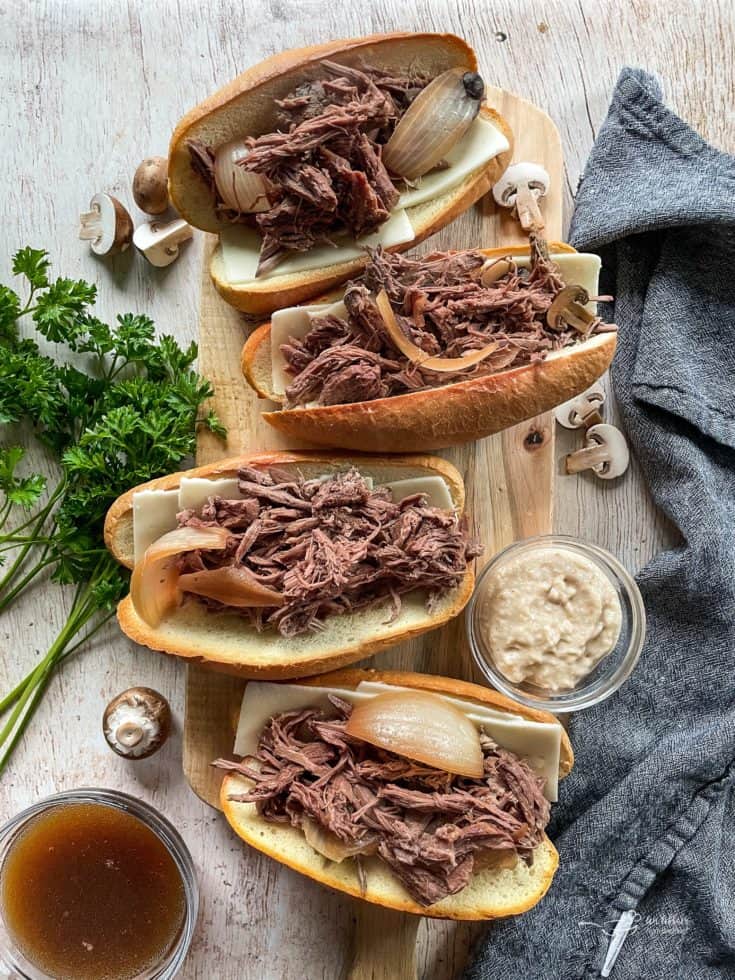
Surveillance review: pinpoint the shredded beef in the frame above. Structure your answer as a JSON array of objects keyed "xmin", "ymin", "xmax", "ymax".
[
  {"xmin": 214, "ymin": 702, "xmax": 550, "ymax": 907},
  {"xmin": 176, "ymin": 466, "xmax": 478, "ymax": 638},
  {"xmin": 282, "ymin": 243, "xmax": 617, "ymax": 407},
  {"xmin": 187, "ymin": 62, "xmax": 429, "ymax": 271}
]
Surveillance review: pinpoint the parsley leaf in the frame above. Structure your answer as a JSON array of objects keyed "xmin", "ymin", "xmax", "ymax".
[{"xmin": 0, "ymin": 248, "xmax": 225, "ymax": 773}]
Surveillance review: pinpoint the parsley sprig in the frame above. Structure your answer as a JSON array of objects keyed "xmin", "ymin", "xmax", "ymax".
[{"xmin": 0, "ymin": 248, "xmax": 224, "ymax": 772}]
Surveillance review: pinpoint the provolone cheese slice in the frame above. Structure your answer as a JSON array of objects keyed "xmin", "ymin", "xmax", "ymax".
[
  {"xmin": 385, "ymin": 476, "xmax": 454, "ymax": 511},
  {"xmin": 132, "ymin": 489, "xmax": 180, "ymax": 564},
  {"xmin": 271, "ymin": 300, "xmax": 348, "ymax": 396},
  {"xmin": 397, "ymin": 116, "xmax": 510, "ymax": 210},
  {"xmin": 179, "ymin": 477, "xmax": 242, "ymax": 511},
  {"xmin": 220, "ymin": 209, "xmax": 415, "ymax": 285},
  {"xmin": 513, "ymin": 253, "xmax": 601, "ymax": 310},
  {"xmin": 234, "ymin": 680, "xmax": 561, "ymax": 801}
]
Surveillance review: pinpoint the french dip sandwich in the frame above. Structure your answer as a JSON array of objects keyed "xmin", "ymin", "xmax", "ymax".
[
  {"xmin": 104, "ymin": 453, "xmax": 477, "ymax": 678},
  {"xmin": 168, "ymin": 32, "xmax": 513, "ymax": 314},
  {"xmin": 217, "ymin": 669, "xmax": 573, "ymax": 918},
  {"xmin": 242, "ymin": 241, "xmax": 617, "ymax": 451}
]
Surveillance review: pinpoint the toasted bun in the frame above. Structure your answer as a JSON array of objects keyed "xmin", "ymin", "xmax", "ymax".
[
  {"xmin": 241, "ymin": 244, "xmax": 617, "ymax": 451},
  {"xmin": 168, "ymin": 32, "xmax": 512, "ymax": 314},
  {"xmin": 221, "ymin": 668, "xmax": 573, "ymax": 919},
  {"xmin": 105, "ymin": 452, "xmax": 473, "ymax": 679}
]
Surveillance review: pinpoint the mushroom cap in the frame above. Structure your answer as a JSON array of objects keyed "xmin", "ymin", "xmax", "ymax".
[
  {"xmin": 585, "ymin": 423, "xmax": 630, "ymax": 479},
  {"xmin": 102, "ymin": 686, "xmax": 172, "ymax": 759},
  {"xmin": 554, "ymin": 385, "xmax": 606, "ymax": 429},
  {"xmin": 492, "ymin": 162, "xmax": 551, "ymax": 207},
  {"xmin": 133, "ymin": 156, "xmax": 170, "ymax": 215},
  {"xmin": 80, "ymin": 193, "xmax": 133, "ymax": 256}
]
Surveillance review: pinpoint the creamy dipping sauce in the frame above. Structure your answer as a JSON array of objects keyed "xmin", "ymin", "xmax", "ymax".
[{"xmin": 478, "ymin": 547, "xmax": 623, "ymax": 692}]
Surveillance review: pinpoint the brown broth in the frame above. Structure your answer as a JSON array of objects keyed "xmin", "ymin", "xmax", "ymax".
[{"xmin": 0, "ymin": 802, "xmax": 186, "ymax": 980}]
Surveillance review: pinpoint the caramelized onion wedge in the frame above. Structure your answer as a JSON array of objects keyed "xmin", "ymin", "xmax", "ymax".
[
  {"xmin": 214, "ymin": 140, "xmax": 272, "ymax": 213},
  {"xmin": 383, "ymin": 69, "xmax": 485, "ymax": 180},
  {"xmin": 375, "ymin": 289, "xmax": 498, "ymax": 373},
  {"xmin": 178, "ymin": 565, "xmax": 284, "ymax": 608},
  {"xmin": 345, "ymin": 690, "xmax": 484, "ymax": 779},
  {"xmin": 130, "ymin": 526, "xmax": 230, "ymax": 628}
]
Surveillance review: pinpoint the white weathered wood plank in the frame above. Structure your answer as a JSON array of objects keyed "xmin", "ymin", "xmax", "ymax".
[{"xmin": 1, "ymin": 1, "xmax": 732, "ymax": 977}]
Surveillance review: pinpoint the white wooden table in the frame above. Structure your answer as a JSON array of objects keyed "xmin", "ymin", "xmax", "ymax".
[{"xmin": 1, "ymin": 2, "xmax": 732, "ymax": 977}]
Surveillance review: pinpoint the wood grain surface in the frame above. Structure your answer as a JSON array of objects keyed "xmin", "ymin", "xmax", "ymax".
[
  {"xmin": 2, "ymin": 2, "xmax": 732, "ymax": 978},
  {"xmin": 185, "ymin": 86, "xmax": 560, "ymax": 980}
]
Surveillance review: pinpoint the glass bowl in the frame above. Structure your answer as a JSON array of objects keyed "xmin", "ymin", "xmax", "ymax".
[
  {"xmin": 466, "ymin": 534, "xmax": 646, "ymax": 712},
  {"xmin": 0, "ymin": 789, "xmax": 198, "ymax": 980}
]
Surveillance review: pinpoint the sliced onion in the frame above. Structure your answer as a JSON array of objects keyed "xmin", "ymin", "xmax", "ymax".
[
  {"xmin": 214, "ymin": 140, "xmax": 272, "ymax": 213},
  {"xmin": 345, "ymin": 690, "xmax": 484, "ymax": 779},
  {"xmin": 130, "ymin": 526, "xmax": 230, "ymax": 627},
  {"xmin": 375, "ymin": 289, "xmax": 498, "ymax": 373},
  {"xmin": 382, "ymin": 69, "xmax": 484, "ymax": 180},
  {"xmin": 302, "ymin": 818, "xmax": 375, "ymax": 863},
  {"xmin": 178, "ymin": 564, "xmax": 284, "ymax": 608}
]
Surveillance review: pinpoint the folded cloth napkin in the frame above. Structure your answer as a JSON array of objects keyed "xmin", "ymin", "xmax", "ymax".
[{"xmin": 465, "ymin": 69, "xmax": 735, "ymax": 980}]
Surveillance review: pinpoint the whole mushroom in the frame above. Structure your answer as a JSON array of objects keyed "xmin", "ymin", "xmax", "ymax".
[
  {"xmin": 103, "ymin": 687, "xmax": 172, "ymax": 759},
  {"xmin": 133, "ymin": 156, "xmax": 170, "ymax": 215}
]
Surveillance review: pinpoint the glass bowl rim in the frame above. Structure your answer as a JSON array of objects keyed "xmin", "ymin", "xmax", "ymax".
[
  {"xmin": 466, "ymin": 533, "xmax": 646, "ymax": 713},
  {"xmin": 0, "ymin": 787, "xmax": 198, "ymax": 980}
]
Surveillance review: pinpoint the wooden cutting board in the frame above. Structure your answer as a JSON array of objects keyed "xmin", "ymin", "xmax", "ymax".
[{"xmin": 184, "ymin": 86, "xmax": 562, "ymax": 980}]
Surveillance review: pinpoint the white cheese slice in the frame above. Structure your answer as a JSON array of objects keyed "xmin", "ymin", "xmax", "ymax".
[
  {"xmin": 271, "ymin": 300, "xmax": 348, "ymax": 396},
  {"xmin": 384, "ymin": 476, "xmax": 454, "ymax": 511},
  {"xmin": 178, "ymin": 476, "xmax": 242, "ymax": 512},
  {"xmin": 397, "ymin": 116, "xmax": 510, "ymax": 210},
  {"xmin": 234, "ymin": 680, "xmax": 561, "ymax": 801},
  {"xmin": 220, "ymin": 209, "xmax": 415, "ymax": 285},
  {"xmin": 132, "ymin": 489, "xmax": 180, "ymax": 564},
  {"xmin": 513, "ymin": 252, "xmax": 601, "ymax": 309},
  {"xmin": 234, "ymin": 683, "xmax": 366, "ymax": 757}
]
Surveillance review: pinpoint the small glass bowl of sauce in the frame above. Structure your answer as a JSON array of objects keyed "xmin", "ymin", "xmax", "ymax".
[
  {"xmin": 467, "ymin": 535, "xmax": 646, "ymax": 712},
  {"xmin": 0, "ymin": 789, "xmax": 198, "ymax": 980}
]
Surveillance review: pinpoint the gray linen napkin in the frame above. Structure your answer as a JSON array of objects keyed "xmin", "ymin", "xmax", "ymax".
[{"xmin": 465, "ymin": 69, "xmax": 735, "ymax": 979}]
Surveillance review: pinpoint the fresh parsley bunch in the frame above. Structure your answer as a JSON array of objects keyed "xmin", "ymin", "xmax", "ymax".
[{"xmin": 0, "ymin": 248, "xmax": 224, "ymax": 772}]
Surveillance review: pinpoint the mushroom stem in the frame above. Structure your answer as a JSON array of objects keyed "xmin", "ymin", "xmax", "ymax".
[
  {"xmin": 514, "ymin": 184, "xmax": 545, "ymax": 233},
  {"xmin": 78, "ymin": 208, "xmax": 102, "ymax": 241},
  {"xmin": 565, "ymin": 442, "xmax": 611, "ymax": 474},
  {"xmin": 115, "ymin": 722, "xmax": 144, "ymax": 748}
]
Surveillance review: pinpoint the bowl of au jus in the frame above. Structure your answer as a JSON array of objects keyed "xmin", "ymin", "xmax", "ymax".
[
  {"xmin": 467, "ymin": 535, "xmax": 646, "ymax": 713},
  {"xmin": 0, "ymin": 789, "xmax": 198, "ymax": 980}
]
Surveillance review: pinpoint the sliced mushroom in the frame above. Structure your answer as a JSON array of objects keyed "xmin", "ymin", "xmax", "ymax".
[
  {"xmin": 565, "ymin": 423, "xmax": 629, "ymax": 479},
  {"xmin": 480, "ymin": 257, "xmax": 513, "ymax": 286},
  {"xmin": 78, "ymin": 193, "xmax": 133, "ymax": 256},
  {"xmin": 492, "ymin": 162, "xmax": 550, "ymax": 233},
  {"xmin": 554, "ymin": 385, "xmax": 606, "ymax": 429},
  {"xmin": 133, "ymin": 218, "xmax": 192, "ymax": 267},
  {"xmin": 102, "ymin": 687, "xmax": 172, "ymax": 759},
  {"xmin": 547, "ymin": 285, "xmax": 596, "ymax": 333},
  {"xmin": 133, "ymin": 156, "xmax": 169, "ymax": 214}
]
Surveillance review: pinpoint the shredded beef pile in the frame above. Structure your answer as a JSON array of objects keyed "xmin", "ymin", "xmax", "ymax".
[
  {"xmin": 281, "ymin": 244, "xmax": 616, "ymax": 407},
  {"xmin": 188, "ymin": 62, "xmax": 430, "ymax": 272},
  {"xmin": 215, "ymin": 695, "xmax": 550, "ymax": 906},
  {"xmin": 177, "ymin": 466, "xmax": 479, "ymax": 637}
]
